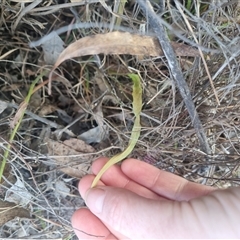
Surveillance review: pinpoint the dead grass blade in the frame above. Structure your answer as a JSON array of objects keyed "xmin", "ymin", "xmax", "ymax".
[
  {"xmin": 0, "ymin": 49, "xmax": 18, "ymax": 60},
  {"xmin": 52, "ymin": 32, "xmax": 199, "ymax": 67},
  {"xmin": 136, "ymin": 0, "xmax": 211, "ymax": 155},
  {"xmin": 11, "ymin": 0, "xmax": 42, "ymax": 33},
  {"xmin": 48, "ymin": 31, "xmax": 199, "ymax": 93},
  {"xmin": 175, "ymin": 2, "xmax": 220, "ymax": 105}
]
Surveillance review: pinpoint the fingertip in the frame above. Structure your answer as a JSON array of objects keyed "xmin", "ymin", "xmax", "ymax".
[
  {"xmin": 121, "ymin": 158, "xmax": 143, "ymax": 171},
  {"xmin": 78, "ymin": 175, "xmax": 94, "ymax": 198},
  {"xmin": 91, "ymin": 157, "xmax": 109, "ymax": 174},
  {"xmin": 71, "ymin": 208, "xmax": 110, "ymax": 239},
  {"xmin": 71, "ymin": 208, "xmax": 89, "ymax": 238},
  {"xmin": 71, "ymin": 208, "xmax": 87, "ymax": 226},
  {"xmin": 79, "ymin": 175, "xmax": 105, "ymax": 199},
  {"xmin": 123, "ymin": 158, "xmax": 141, "ymax": 163},
  {"xmin": 78, "ymin": 156, "xmax": 109, "ymax": 199}
]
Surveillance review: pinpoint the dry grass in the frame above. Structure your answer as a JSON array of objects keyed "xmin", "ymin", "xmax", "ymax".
[{"xmin": 0, "ymin": 0, "xmax": 240, "ymax": 238}]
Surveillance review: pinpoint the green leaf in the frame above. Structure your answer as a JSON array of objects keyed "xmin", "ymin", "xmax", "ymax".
[
  {"xmin": 0, "ymin": 72, "xmax": 45, "ymax": 181},
  {"xmin": 91, "ymin": 73, "xmax": 142, "ymax": 188}
]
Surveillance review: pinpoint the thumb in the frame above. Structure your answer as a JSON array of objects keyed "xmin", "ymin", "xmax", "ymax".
[
  {"xmin": 84, "ymin": 187, "xmax": 183, "ymax": 239},
  {"xmin": 85, "ymin": 187, "xmax": 240, "ymax": 238}
]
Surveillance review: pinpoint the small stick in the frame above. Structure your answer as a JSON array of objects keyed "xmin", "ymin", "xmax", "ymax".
[{"xmin": 136, "ymin": 0, "xmax": 211, "ymax": 155}]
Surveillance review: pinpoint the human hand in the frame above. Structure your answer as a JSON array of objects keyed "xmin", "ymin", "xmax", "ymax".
[{"xmin": 72, "ymin": 157, "xmax": 240, "ymax": 239}]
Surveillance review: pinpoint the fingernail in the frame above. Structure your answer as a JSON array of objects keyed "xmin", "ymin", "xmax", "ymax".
[{"xmin": 85, "ymin": 188, "xmax": 106, "ymax": 214}]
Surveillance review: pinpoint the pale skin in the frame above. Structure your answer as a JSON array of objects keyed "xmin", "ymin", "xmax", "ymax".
[{"xmin": 72, "ymin": 157, "xmax": 240, "ymax": 239}]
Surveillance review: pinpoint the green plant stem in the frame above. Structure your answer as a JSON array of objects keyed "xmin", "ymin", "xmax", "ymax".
[
  {"xmin": 91, "ymin": 73, "xmax": 142, "ymax": 188},
  {"xmin": 115, "ymin": 0, "xmax": 127, "ymax": 27},
  {"xmin": 0, "ymin": 72, "xmax": 45, "ymax": 181},
  {"xmin": 186, "ymin": 0, "xmax": 192, "ymax": 12}
]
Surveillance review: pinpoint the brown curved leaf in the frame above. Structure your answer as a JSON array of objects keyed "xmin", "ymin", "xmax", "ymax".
[
  {"xmin": 52, "ymin": 31, "xmax": 199, "ymax": 71},
  {"xmin": 48, "ymin": 31, "xmax": 199, "ymax": 94}
]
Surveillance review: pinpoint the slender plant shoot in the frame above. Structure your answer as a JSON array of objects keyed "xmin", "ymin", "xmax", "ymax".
[{"xmin": 91, "ymin": 74, "xmax": 142, "ymax": 188}]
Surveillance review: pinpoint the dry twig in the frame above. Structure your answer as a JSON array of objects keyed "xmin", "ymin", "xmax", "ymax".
[{"xmin": 136, "ymin": 0, "xmax": 211, "ymax": 155}]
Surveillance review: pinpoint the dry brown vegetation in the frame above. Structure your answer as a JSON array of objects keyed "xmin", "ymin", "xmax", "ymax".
[{"xmin": 0, "ymin": 0, "xmax": 240, "ymax": 238}]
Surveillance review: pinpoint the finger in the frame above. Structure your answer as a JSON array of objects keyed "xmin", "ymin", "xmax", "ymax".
[
  {"xmin": 91, "ymin": 157, "xmax": 161, "ymax": 200},
  {"xmin": 77, "ymin": 175, "xmax": 129, "ymax": 239},
  {"xmin": 84, "ymin": 185, "xmax": 240, "ymax": 238},
  {"xmin": 91, "ymin": 157, "xmax": 110, "ymax": 171},
  {"xmin": 84, "ymin": 186, "xmax": 184, "ymax": 239},
  {"xmin": 79, "ymin": 174, "xmax": 105, "ymax": 200},
  {"xmin": 122, "ymin": 159, "xmax": 215, "ymax": 201},
  {"xmin": 71, "ymin": 208, "xmax": 117, "ymax": 239}
]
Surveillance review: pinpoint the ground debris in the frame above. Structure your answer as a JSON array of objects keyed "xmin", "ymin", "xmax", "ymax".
[
  {"xmin": 46, "ymin": 138, "xmax": 96, "ymax": 178},
  {"xmin": 0, "ymin": 0, "xmax": 240, "ymax": 238}
]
